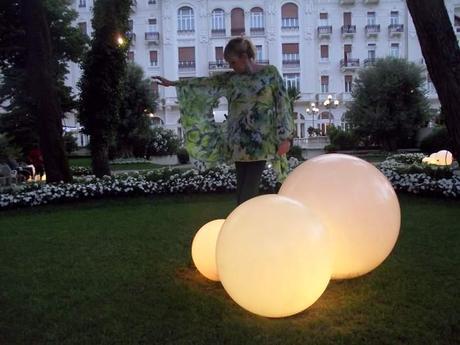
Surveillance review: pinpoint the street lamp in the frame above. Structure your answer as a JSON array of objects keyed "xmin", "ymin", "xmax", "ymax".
[
  {"xmin": 323, "ymin": 94, "xmax": 339, "ymax": 130},
  {"xmin": 306, "ymin": 102, "xmax": 319, "ymax": 136}
]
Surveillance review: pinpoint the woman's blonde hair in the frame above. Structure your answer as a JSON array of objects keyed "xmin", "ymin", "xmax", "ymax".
[{"xmin": 224, "ymin": 37, "xmax": 256, "ymax": 61}]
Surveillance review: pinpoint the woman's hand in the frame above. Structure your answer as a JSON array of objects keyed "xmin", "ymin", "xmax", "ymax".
[
  {"xmin": 152, "ymin": 76, "xmax": 176, "ymax": 87},
  {"xmin": 277, "ymin": 139, "xmax": 291, "ymax": 156}
]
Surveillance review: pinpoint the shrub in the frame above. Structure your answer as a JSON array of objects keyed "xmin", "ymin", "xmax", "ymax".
[
  {"xmin": 287, "ymin": 145, "xmax": 303, "ymax": 161},
  {"xmin": 177, "ymin": 147, "xmax": 190, "ymax": 164},
  {"xmin": 146, "ymin": 127, "xmax": 180, "ymax": 156},
  {"xmin": 419, "ymin": 127, "xmax": 453, "ymax": 154},
  {"xmin": 324, "ymin": 144, "xmax": 337, "ymax": 153},
  {"xmin": 328, "ymin": 126, "xmax": 359, "ymax": 150},
  {"xmin": 63, "ymin": 132, "xmax": 78, "ymax": 154}
]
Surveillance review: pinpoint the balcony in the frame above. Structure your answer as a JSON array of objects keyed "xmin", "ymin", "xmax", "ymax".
[
  {"xmin": 339, "ymin": 92, "xmax": 353, "ymax": 103},
  {"xmin": 178, "ymin": 61, "xmax": 196, "ymax": 70},
  {"xmin": 365, "ymin": 24, "xmax": 380, "ymax": 37},
  {"xmin": 317, "ymin": 25, "xmax": 332, "ymax": 39},
  {"xmin": 211, "ymin": 29, "xmax": 226, "ymax": 37},
  {"xmin": 341, "ymin": 25, "xmax": 356, "ymax": 38},
  {"xmin": 340, "ymin": 58, "xmax": 360, "ymax": 71},
  {"xmin": 282, "ymin": 59, "xmax": 300, "ymax": 68},
  {"xmin": 363, "ymin": 58, "xmax": 376, "ymax": 67},
  {"xmin": 339, "ymin": 0, "xmax": 355, "ymax": 5},
  {"xmin": 250, "ymin": 27, "xmax": 265, "ymax": 36},
  {"xmin": 209, "ymin": 61, "xmax": 230, "ymax": 71},
  {"xmin": 281, "ymin": 17, "xmax": 299, "ymax": 30},
  {"xmin": 145, "ymin": 31, "xmax": 160, "ymax": 43},
  {"xmin": 316, "ymin": 93, "xmax": 338, "ymax": 103},
  {"xmin": 363, "ymin": 0, "xmax": 379, "ymax": 3},
  {"xmin": 388, "ymin": 24, "xmax": 404, "ymax": 37},
  {"xmin": 256, "ymin": 60, "xmax": 270, "ymax": 65},
  {"xmin": 126, "ymin": 32, "xmax": 136, "ymax": 45}
]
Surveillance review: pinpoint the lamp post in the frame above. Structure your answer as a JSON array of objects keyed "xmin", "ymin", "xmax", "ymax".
[
  {"xmin": 322, "ymin": 95, "xmax": 339, "ymax": 134},
  {"xmin": 306, "ymin": 102, "xmax": 319, "ymax": 136}
]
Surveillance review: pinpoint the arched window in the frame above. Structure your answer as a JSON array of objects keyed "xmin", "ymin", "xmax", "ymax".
[
  {"xmin": 178, "ymin": 6, "xmax": 194, "ymax": 32},
  {"xmin": 250, "ymin": 7, "xmax": 264, "ymax": 32},
  {"xmin": 231, "ymin": 8, "xmax": 245, "ymax": 36},
  {"xmin": 281, "ymin": 3, "xmax": 299, "ymax": 29},
  {"xmin": 212, "ymin": 9, "xmax": 225, "ymax": 32},
  {"xmin": 151, "ymin": 116, "xmax": 164, "ymax": 126}
]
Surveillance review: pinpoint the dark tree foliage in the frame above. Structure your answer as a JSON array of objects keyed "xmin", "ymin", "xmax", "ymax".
[
  {"xmin": 407, "ymin": 0, "xmax": 460, "ymax": 159},
  {"xmin": 345, "ymin": 57, "xmax": 430, "ymax": 151},
  {"xmin": 78, "ymin": 0, "xmax": 133, "ymax": 177}
]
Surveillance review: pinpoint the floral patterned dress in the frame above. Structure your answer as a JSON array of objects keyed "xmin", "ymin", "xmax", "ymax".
[{"xmin": 175, "ymin": 65, "xmax": 294, "ymax": 181}]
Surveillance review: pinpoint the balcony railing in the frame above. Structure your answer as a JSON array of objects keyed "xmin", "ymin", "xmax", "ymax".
[
  {"xmin": 339, "ymin": 0, "xmax": 355, "ymax": 5},
  {"xmin": 250, "ymin": 27, "xmax": 265, "ymax": 36},
  {"xmin": 388, "ymin": 24, "xmax": 404, "ymax": 36},
  {"xmin": 211, "ymin": 28, "xmax": 226, "ymax": 37},
  {"xmin": 145, "ymin": 31, "xmax": 159, "ymax": 42},
  {"xmin": 363, "ymin": 58, "xmax": 376, "ymax": 67},
  {"xmin": 363, "ymin": 0, "xmax": 379, "ymax": 3},
  {"xmin": 281, "ymin": 17, "xmax": 299, "ymax": 29},
  {"xmin": 178, "ymin": 61, "xmax": 196, "ymax": 69},
  {"xmin": 256, "ymin": 60, "xmax": 270, "ymax": 65},
  {"xmin": 282, "ymin": 59, "xmax": 300, "ymax": 67},
  {"xmin": 317, "ymin": 25, "xmax": 332, "ymax": 37},
  {"xmin": 365, "ymin": 24, "xmax": 380, "ymax": 36},
  {"xmin": 340, "ymin": 58, "xmax": 360, "ymax": 70},
  {"xmin": 341, "ymin": 25, "xmax": 356, "ymax": 36},
  {"xmin": 209, "ymin": 61, "xmax": 230, "ymax": 70}
]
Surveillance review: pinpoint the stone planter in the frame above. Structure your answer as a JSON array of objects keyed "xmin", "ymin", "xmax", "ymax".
[{"xmin": 150, "ymin": 155, "xmax": 179, "ymax": 165}]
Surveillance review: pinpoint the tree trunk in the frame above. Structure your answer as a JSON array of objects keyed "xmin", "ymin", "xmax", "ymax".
[
  {"xmin": 22, "ymin": 0, "xmax": 72, "ymax": 183},
  {"xmin": 407, "ymin": 0, "xmax": 460, "ymax": 159},
  {"xmin": 90, "ymin": 137, "xmax": 111, "ymax": 177}
]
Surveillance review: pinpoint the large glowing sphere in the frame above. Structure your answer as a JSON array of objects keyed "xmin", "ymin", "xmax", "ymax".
[
  {"xmin": 216, "ymin": 195, "xmax": 332, "ymax": 318},
  {"xmin": 191, "ymin": 219, "xmax": 225, "ymax": 281},
  {"xmin": 279, "ymin": 154, "xmax": 400, "ymax": 280}
]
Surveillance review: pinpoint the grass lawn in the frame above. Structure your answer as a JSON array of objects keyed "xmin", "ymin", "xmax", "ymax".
[
  {"xmin": 0, "ymin": 194, "xmax": 459, "ymax": 345},
  {"xmin": 68, "ymin": 157, "xmax": 171, "ymax": 171}
]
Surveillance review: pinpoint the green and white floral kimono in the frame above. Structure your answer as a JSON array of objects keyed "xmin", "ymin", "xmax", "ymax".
[{"xmin": 175, "ymin": 65, "xmax": 294, "ymax": 181}]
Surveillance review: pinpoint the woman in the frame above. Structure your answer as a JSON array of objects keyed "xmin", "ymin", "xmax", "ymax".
[{"xmin": 153, "ymin": 37, "xmax": 294, "ymax": 205}]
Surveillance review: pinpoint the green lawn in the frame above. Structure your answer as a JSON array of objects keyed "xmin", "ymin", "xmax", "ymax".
[
  {"xmin": 68, "ymin": 157, "xmax": 168, "ymax": 171},
  {"xmin": 0, "ymin": 194, "xmax": 459, "ymax": 345}
]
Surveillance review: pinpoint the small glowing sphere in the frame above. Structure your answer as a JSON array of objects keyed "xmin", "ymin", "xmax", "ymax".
[
  {"xmin": 216, "ymin": 195, "xmax": 332, "ymax": 318},
  {"xmin": 279, "ymin": 154, "xmax": 400, "ymax": 280},
  {"xmin": 191, "ymin": 219, "xmax": 225, "ymax": 281}
]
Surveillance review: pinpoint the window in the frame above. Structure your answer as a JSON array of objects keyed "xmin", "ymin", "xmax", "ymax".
[
  {"xmin": 455, "ymin": 8, "xmax": 460, "ymax": 27},
  {"xmin": 282, "ymin": 43, "xmax": 299, "ymax": 64},
  {"xmin": 367, "ymin": 12, "xmax": 376, "ymax": 25},
  {"xmin": 231, "ymin": 8, "xmax": 245, "ymax": 36},
  {"xmin": 426, "ymin": 74, "xmax": 434, "ymax": 93},
  {"xmin": 149, "ymin": 51, "xmax": 158, "ymax": 67},
  {"xmin": 215, "ymin": 46, "xmax": 224, "ymax": 63},
  {"xmin": 390, "ymin": 11, "xmax": 399, "ymax": 25},
  {"xmin": 148, "ymin": 0, "xmax": 156, "ymax": 4},
  {"xmin": 343, "ymin": 12, "xmax": 352, "ymax": 26},
  {"xmin": 368, "ymin": 43, "xmax": 376, "ymax": 59},
  {"xmin": 321, "ymin": 75, "xmax": 329, "ymax": 93},
  {"xmin": 178, "ymin": 47, "xmax": 195, "ymax": 68},
  {"xmin": 148, "ymin": 18, "xmax": 157, "ymax": 32},
  {"xmin": 390, "ymin": 43, "xmax": 399, "ymax": 58},
  {"xmin": 345, "ymin": 75, "xmax": 353, "ymax": 93},
  {"xmin": 79, "ymin": 0, "xmax": 86, "ymax": 7},
  {"xmin": 319, "ymin": 12, "xmax": 328, "ymax": 25},
  {"xmin": 128, "ymin": 51, "xmax": 134, "ymax": 62},
  {"xmin": 178, "ymin": 6, "xmax": 194, "ymax": 32},
  {"xmin": 283, "ymin": 73, "xmax": 300, "ymax": 90},
  {"xmin": 128, "ymin": 20, "xmax": 133, "ymax": 31},
  {"xmin": 256, "ymin": 45, "xmax": 263, "ymax": 61},
  {"xmin": 344, "ymin": 44, "xmax": 352, "ymax": 61},
  {"xmin": 78, "ymin": 22, "xmax": 87, "ymax": 36},
  {"xmin": 212, "ymin": 9, "xmax": 225, "ymax": 31},
  {"xmin": 250, "ymin": 7, "xmax": 264, "ymax": 29},
  {"xmin": 281, "ymin": 3, "xmax": 299, "ymax": 28},
  {"xmin": 320, "ymin": 45, "xmax": 329, "ymax": 61}
]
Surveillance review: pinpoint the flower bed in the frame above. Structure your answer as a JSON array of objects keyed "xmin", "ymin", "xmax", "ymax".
[{"xmin": 2, "ymin": 154, "xmax": 459, "ymax": 210}]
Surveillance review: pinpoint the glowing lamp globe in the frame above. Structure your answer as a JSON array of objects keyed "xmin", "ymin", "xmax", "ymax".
[
  {"xmin": 191, "ymin": 219, "xmax": 225, "ymax": 281},
  {"xmin": 216, "ymin": 195, "xmax": 332, "ymax": 318},
  {"xmin": 279, "ymin": 154, "xmax": 400, "ymax": 280},
  {"xmin": 433, "ymin": 150, "xmax": 453, "ymax": 166}
]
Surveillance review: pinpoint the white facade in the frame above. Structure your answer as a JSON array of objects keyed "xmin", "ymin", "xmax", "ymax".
[{"xmin": 67, "ymin": 0, "xmax": 460, "ymax": 143}]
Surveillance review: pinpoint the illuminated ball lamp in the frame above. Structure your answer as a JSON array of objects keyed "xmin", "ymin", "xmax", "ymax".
[
  {"xmin": 216, "ymin": 194, "xmax": 332, "ymax": 318},
  {"xmin": 433, "ymin": 150, "xmax": 453, "ymax": 166},
  {"xmin": 279, "ymin": 154, "xmax": 400, "ymax": 280},
  {"xmin": 191, "ymin": 219, "xmax": 225, "ymax": 281}
]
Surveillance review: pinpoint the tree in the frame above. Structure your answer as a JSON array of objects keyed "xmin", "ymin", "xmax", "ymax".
[
  {"xmin": 78, "ymin": 0, "xmax": 132, "ymax": 177},
  {"xmin": 0, "ymin": 0, "xmax": 86, "ymax": 182},
  {"xmin": 406, "ymin": 1, "xmax": 460, "ymax": 159},
  {"xmin": 345, "ymin": 57, "xmax": 430, "ymax": 151},
  {"xmin": 115, "ymin": 63, "xmax": 157, "ymax": 158}
]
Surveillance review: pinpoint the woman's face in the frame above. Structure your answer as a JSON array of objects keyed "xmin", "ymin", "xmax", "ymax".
[{"xmin": 226, "ymin": 54, "xmax": 249, "ymax": 74}]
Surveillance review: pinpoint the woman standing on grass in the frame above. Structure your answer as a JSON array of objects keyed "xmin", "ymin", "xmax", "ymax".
[{"xmin": 153, "ymin": 37, "xmax": 294, "ymax": 205}]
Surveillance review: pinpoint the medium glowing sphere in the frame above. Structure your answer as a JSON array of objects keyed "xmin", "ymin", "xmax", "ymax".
[
  {"xmin": 191, "ymin": 219, "xmax": 225, "ymax": 281},
  {"xmin": 279, "ymin": 154, "xmax": 400, "ymax": 280},
  {"xmin": 433, "ymin": 150, "xmax": 453, "ymax": 166},
  {"xmin": 216, "ymin": 195, "xmax": 332, "ymax": 318}
]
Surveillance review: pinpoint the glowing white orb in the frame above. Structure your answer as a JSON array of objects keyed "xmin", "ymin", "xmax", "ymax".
[
  {"xmin": 279, "ymin": 154, "xmax": 400, "ymax": 280},
  {"xmin": 433, "ymin": 150, "xmax": 453, "ymax": 166},
  {"xmin": 216, "ymin": 195, "xmax": 332, "ymax": 318},
  {"xmin": 191, "ymin": 219, "xmax": 225, "ymax": 281}
]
